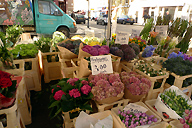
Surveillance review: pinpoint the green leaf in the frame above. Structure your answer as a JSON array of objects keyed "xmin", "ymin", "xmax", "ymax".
[
  {"xmin": 53, "ymin": 108, "xmax": 62, "ymax": 118},
  {"xmin": 49, "ymin": 100, "xmax": 60, "ymax": 108},
  {"xmin": 79, "ymin": 104, "xmax": 92, "ymax": 111},
  {"xmin": 61, "ymin": 101, "xmax": 75, "ymax": 112},
  {"xmin": 61, "ymin": 94, "xmax": 68, "ymax": 101}
]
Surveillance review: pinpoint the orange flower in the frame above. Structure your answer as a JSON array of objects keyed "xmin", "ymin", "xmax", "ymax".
[
  {"xmin": 131, "ymin": 41, "xmax": 135, "ymax": 44},
  {"xmin": 165, "ymin": 36, "xmax": 171, "ymax": 42},
  {"xmin": 138, "ymin": 43, "xmax": 141, "ymax": 45},
  {"xmin": 149, "ymin": 31, "xmax": 159, "ymax": 38},
  {"xmin": 129, "ymin": 38, "xmax": 132, "ymax": 42},
  {"xmin": 138, "ymin": 40, "xmax": 141, "ymax": 43}
]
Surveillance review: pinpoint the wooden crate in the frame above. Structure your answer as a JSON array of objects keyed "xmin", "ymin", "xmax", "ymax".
[
  {"xmin": 133, "ymin": 63, "xmax": 169, "ymax": 101},
  {"xmin": 59, "ymin": 54, "xmax": 79, "ymax": 78},
  {"xmin": 73, "ymin": 110, "xmax": 122, "ymax": 128},
  {"xmin": 39, "ymin": 50, "xmax": 62, "ymax": 83},
  {"xmin": 95, "ymin": 99, "xmax": 129, "ymax": 112},
  {"xmin": 170, "ymin": 72, "xmax": 192, "ymax": 97},
  {"xmin": 145, "ymin": 99, "xmax": 173, "ymax": 122},
  {"xmin": 8, "ymin": 57, "xmax": 41, "ymax": 91},
  {"xmin": 169, "ymin": 120, "xmax": 183, "ymax": 128},
  {"xmin": 0, "ymin": 102, "xmax": 26, "ymax": 128},
  {"xmin": 111, "ymin": 102, "xmax": 161, "ymax": 128}
]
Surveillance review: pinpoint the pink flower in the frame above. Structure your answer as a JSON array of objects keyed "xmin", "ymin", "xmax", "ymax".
[
  {"xmin": 183, "ymin": 124, "xmax": 189, "ymax": 128},
  {"xmin": 185, "ymin": 109, "xmax": 190, "ymax": 114},
  {"xmin": 69, "ymin": 89, "xmax": 81, "ymax": 98},
  {"xmin": 67, "ymin": 78, "xmax": 79, "ymax": 86},
  {"xmin": 51, "ymin": 89, "xmax": 54, "ymax": 93},
  {"xmin": 81, "ymin": 80, "xmax": 89, "ymax": 85},
  {"xmin": 53, "ymin": 90, "xmax": 66, "ymax": 101},
  {"xmin": 108, "ymin": 74, "xmax": 121, "ymax": 84},
  {"xmin": 180, "ymin": 118, "xmax": 185, "ymax": 124},
  {"xmin": 81, "ymin": 84, "xmax": 92, "ymax": 95},
  {"xmin": 96, "ymin": 79, "xmax": 110, "ymax": 87},
  {"xmin": 127, "ymin": 83, "xmax": 141, "ymax": 95}
]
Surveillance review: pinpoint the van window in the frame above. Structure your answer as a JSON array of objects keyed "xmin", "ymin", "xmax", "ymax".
[{"xmin": 38, "ymin": 1, "xmax": 62, "ymax": 15}]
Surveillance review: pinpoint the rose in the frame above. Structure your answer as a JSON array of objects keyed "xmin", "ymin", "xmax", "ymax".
[
  {"xmin": 81, "ymin": 85, "xmax": 91, "ymax": 95},
  {"xmin": 69, "ymin": 89, "xmax": 81, "ymax": 98},
  {"xmin": 0, "ymin": 78, "xmax": 12, "ymax": 88},
  {"xmin": 53, "ymin": 90, "xmax": 66, "ymax": 101}
]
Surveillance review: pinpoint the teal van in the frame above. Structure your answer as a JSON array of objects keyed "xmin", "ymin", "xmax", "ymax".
[{"xmin": 0, "ymin": 0, "xmax": 77, "ymax": 37}]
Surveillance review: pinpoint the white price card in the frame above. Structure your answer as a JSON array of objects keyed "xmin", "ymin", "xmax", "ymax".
[
  {"xmin": 155, "ymin": 25, "xmax": 168, "ymax": 37},
  {"xmin": 123, "ymin": 103, "xmax": 148, "ymax": 113},
  {"xmin": 131, "ymin": 29, "xmax": 141, "ymax": 38},
  {"xmin": 90, "ymin": 55, "xmax": 113, "ymax": 75},
  {"xmin": 115, "ymin": 31, "xmax": 129, "ymax": 44}
]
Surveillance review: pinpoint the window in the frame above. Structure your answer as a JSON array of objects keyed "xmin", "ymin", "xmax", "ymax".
[{"xmin": 38, "ymin": 1, "xmax": 62, "ymax": 15}]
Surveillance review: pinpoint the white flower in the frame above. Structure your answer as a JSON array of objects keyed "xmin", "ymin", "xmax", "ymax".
[{"xmin": 148, "ymin": 73, "xmax": 150, "ymax": 76}]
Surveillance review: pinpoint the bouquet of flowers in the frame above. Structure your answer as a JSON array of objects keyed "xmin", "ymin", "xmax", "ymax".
[
  {"xmin": 89, "ymin": 73, "xmax": 124, "ymax": 104},
  {"xmin": 49, "ymin": 78, "xmax": 93, "ymax": 118},
  {"xmin": 129, "ymin": 36, "xmax": 146, "ymax": 51},
  {"xmin": 142, "ymin": 45, "xmax": 156, "ymax": 58},
  {"xmin": 180, "ymin": 110, "xmax": 192, "ymax": 128},
  {"xmin": 120, "ymin": 71, "xmax": 151, "ymax": 96},
  {"xmin": 0, "ymin": 70, "xmax": 18, "ymax": 109},
  {"xmin": 168, "ymin": 52, "xmax": 192, "ymax": 61},
  {"xmin": 82, "ymin": 44, "xmax": 110, "ymax": 56},
  {"xmin": 118, "ymin": 109, "xmax": 158, "ymax": 128}
]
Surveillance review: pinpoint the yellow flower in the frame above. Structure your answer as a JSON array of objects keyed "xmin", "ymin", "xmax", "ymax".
[
  {"xmin": 138, "ymin": 40, "xmax": 141, "ymax": 43},
  {"xmin": 129, "ymin": 38, "xmax": 132, "ymax": 42},
  {"xmin": 138, "ymin": 43, "xmax": 141, "ymax": 45},
  {"xmin": 131, "ymin": 41, "xmax": 135, "ymax": 44}
]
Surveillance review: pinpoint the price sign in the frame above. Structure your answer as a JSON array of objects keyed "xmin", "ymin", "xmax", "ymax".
[
  {"xmin": 155, "ymin": 25, "xmax": 168, "ymax": 37},
  {"xmin": 115, "ymin": 31, "xmax": 129, "ymax": 44},
  {"xmin": 123, "ymin": 103, "xmax": 148, "ymax": 113},
  {"xmin": 131, "ymin": 29, "xmax": 141, "ymax": 38},
  {"xmin": 90, "ymin": 55, "xmax": 113, "ymax": 75}
]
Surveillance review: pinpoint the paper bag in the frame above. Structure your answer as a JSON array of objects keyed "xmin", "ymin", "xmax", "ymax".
[
  {"xmin": 78, "ymin": 58, "xmax": 92, "ymax": 78},
  {"xmin": 96, "ymin": 93, "xmax": 124, "ymax": 105}
]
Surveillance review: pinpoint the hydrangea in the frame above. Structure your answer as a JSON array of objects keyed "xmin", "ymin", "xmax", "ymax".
[
  {"xmin": 67, "ymin": 78, "xmax": 79, "ymax": 86},
  {"xmin": 81, "ymin": 80, "xmax": 89, "ymax": 85},
  {"xmin": 90, "ymin": 73, "xmax": 124, "ymax": 100},
  {"xmin": 108, "ymin": 74, "xmax": 121, "ymax": 84},
  {"xmin": 53, "ymin": 90, "xmax": 66, "ymax": 101},
  {"xmin": 69, "ymin": 89, "xmax": 81, "ymax": 98},
  {"xmin": 89, "ymin": 47, "xmax": 99, "ymax": 56},
  {"xmin": 81, "ymin": 84, "xmax": 92, "ymax": 95},
  {"xmin": 120, "ymin": 71, "xmax": 151, "ymax": 95}
]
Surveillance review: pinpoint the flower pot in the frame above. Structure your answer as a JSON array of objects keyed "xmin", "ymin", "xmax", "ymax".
[{"xmin": 124, "ymin": 88, "xmax": 145, "ymax": 102}]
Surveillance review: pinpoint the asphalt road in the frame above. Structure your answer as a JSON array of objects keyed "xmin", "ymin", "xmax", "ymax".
[{"xmin": 74, "ymin": 20, "xmax": 144, "ymax": 38}]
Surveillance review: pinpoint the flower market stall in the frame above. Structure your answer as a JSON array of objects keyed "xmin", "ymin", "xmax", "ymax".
[{"xmin": 0, "ymin": 16, "xmax": 192, "ymax": 128}]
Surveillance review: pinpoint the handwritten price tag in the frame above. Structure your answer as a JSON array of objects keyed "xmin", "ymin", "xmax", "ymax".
[
  {"xmin": 131, "ymin": 29, "xmax": 141, "ymax": 38},
  {"xmin": 155, "ymin": 25, "xmax": 168, "ymax": 37},
  {"xmin": 90, "ymin": 55, "xmax": 113, "ymax": 75},
  {"xmin": 115, "ymin": 31, "xmax": 129, "ymax": 44},
  {"xmin": 123, "ymin": 103, "xmax": 148, "ymax": 113}
]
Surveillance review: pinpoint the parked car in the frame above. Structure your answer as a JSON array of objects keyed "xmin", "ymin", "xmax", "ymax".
[
  {"xmin": 97, "ymin": 14, "xmax": 108, "ymax": 25},
  {"xmin": 75, "ymin": 14, "xmax": 86, "ymax": 24},
  {"xmin": 117, "ymin": 15, "xmax": 134, "ymax": 25}
]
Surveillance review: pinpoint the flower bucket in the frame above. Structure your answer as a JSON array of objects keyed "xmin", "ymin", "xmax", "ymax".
[
  {"xmin": 57, "ymin": 38, "xmax": 79, "ymax": 59},
  {"xmin": 96, "ymin": 93, "xmax": 124, "ymax": 105},
  {"xmin": 124, "ymin": 88, "xmax": 145, "ymax": 102}
]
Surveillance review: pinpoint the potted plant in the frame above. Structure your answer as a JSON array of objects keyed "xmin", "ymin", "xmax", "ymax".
[{"xmin": 49, "ymin": 78, "xmax": 93, "ymax": 128}]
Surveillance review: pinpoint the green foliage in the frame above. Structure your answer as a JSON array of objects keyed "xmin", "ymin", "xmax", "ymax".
[
  {"xmin": 10, "ymin": 44, "xmax": 38, "ymax": 59},
  {"xmin": 140, "ymin": 18, "xmax": 154, "ymax": 41},
  {"xmin": 6, "ymin": 25, "xmax": 24, "ymax": 47},
  {"xmin": 34, "ymin": 36, "xmax": 52, "ymax": 53},
  {"xmin": 156, "ymin": 15, "xmax": 163, "ymax": 25},
  {"xmin": 176, "ymin": 25, "xmax": 192, "ymax": 53}
]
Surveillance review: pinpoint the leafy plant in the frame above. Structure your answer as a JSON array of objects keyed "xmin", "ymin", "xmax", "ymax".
[
  {"xmin": 10, "ymin": 44, "xmax": 38, "ymax": 59},
  {"xmin": 34, "ymin": 36, "xmax": 52, "ymax": 53},
  {"xmin": 0, "ymin": 32, "xmax": 15, "ymax": 69},
  {"xmin": 140, "ymin": 18, "xmax": 154, "ymax": 41},
  {"xmin": 6, "ymin": 25, "xmax": 24, "ymax": 47}
]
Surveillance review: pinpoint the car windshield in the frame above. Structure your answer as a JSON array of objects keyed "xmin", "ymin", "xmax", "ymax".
[{"xmin": 103, "ymin": 15, "xmax": 108, "ymax": 18}]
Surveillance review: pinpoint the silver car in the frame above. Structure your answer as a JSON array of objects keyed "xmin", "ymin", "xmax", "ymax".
[{"xmin": 97, "ymin": 14, "xmax": 108, "ymax": 25}]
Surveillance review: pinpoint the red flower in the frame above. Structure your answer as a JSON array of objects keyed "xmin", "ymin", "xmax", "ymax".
[
  {"xmin": 53, "ymin": 90, "xmax": 66, "ymax": 101},
  {"xmin": 0, "ymin": 70, "xmax": 11, "ymax": 79},
  {"xmin": 69, "ymin": 89, "xmax": 81, "ymax": 98},
  {"xmin": 81, "ymin": 85, "xmax": 91, "ymax": 95},
  {"xmin": 0, "ymin": 78, "xmax": 12, "ymax": 88},
  {"xmin": 0, "ymin": 93, "xmax": 15, "ymax": 109}
]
